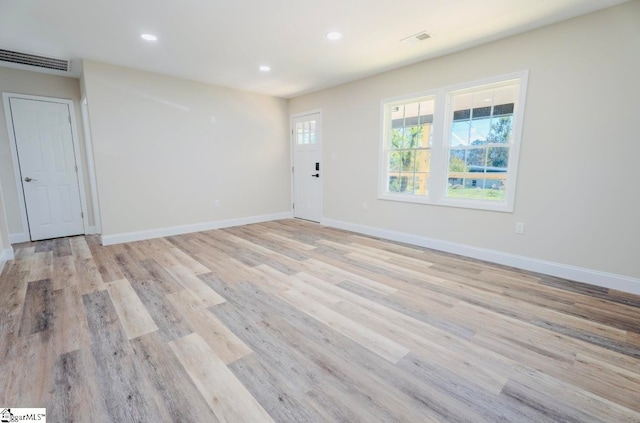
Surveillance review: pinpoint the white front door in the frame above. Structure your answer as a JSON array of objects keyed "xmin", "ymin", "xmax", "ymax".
[
  {"xmin": 292, "ymin": 112, "xmax": 322, "ymax": 222},
  {"xmin": 9, "ymin": 97, "xmax": 85, "ymax": 241}
]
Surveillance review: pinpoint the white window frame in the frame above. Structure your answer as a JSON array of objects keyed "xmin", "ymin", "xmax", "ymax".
[{"xmin": 378, "ymin": 71, "xmax": 528, "ymax": 212}]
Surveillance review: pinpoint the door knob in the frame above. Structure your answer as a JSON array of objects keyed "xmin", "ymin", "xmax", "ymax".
[
  {"xmin": 24, "ymin": 177, "xmax": 37, "ymax": 182},
  {"xmin": 311, "ymin": 173, "xmax": 320, "ymax": 178}
]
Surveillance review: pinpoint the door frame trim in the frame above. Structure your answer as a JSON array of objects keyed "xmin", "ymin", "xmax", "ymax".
[
  {"xmin": 290, "ymin": 109, "xmax": 323, "ymax": 222},
  {"xmin": 81, "ymin": 95, "xmax": 102, "ymax": 235},
  {"xmin": 2, "ymin": 92, "xmax": 90, "ymax": 241}
]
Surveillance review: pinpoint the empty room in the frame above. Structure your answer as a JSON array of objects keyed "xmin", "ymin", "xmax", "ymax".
[{"xmin": 0, "ymin": 0, "xmax": 639, "ymax": 421}]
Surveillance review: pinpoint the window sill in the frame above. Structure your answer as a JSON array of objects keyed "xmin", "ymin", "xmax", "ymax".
[{"xmin": 378, "ymin": 193, "xmax": 514, "ymax": 213}]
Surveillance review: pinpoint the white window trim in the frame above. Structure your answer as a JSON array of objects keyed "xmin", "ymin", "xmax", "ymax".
[{"xmin": 378, "ymin": 71, "xmax": 529, "ymax": 213}]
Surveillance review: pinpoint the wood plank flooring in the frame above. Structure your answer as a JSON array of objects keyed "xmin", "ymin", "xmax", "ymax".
[{"xmin": 1, "ymin": 218, "xmax": 639, "ymax": 422}]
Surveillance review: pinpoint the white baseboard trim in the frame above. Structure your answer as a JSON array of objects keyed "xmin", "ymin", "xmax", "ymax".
[
  {"xmin": 322, "ymin": 218, "xmax": 640, "ymax": 295},
  {"xmin": 101, "ymin": 211, "xmax": 294, "ymax": 246},
  {"xmin": 0, "ymin": 247, "xmax": 15, "ymax": 275},
  {"xmin": 9, "ymin": 232, "xmax": 29, "ymax": 243}
]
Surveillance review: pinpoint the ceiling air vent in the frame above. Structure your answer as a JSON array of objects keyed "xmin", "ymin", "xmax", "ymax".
[
  {"xmin": 0, "ymin": 49, "xmax": 69, "ymax": 72},
  {"xmin": 401, "ymin": 31, "xmax": 433, "ymax": 44}
]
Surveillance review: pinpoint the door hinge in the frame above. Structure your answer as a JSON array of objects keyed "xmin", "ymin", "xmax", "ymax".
[
  {"xmin": 68, "ymin": 115, "xmax": 71, "ymax": 123},
  {"xmin": 75, "ymin": 165, "xmax": 78, "ymax": 172},
  {"xmin": 81, "ymin": 211, "xmax": 84, "ymax": 218},
  {"xmin": 292, "ymin": 166, "xmax": 294, "ymax": 173},
  {"xmin": 292, "ymin": 203, "xmax": 295, "ymax": 210}
]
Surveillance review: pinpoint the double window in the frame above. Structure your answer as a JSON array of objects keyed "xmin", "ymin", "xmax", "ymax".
[{"xmin": 380, "ymin": 72, "xmax": 527, "ymax": 212}]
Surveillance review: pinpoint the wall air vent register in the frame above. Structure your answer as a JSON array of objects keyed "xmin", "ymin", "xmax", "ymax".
[{"xmin": 0, "ymin": 49, "xmax": 69, "ymax": 72}]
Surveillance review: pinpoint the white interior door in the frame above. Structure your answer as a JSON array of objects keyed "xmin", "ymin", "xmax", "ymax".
[
  {"xmin": 9, "ymin": 97, "xmax": 85, "ymax": 241},
  {"xmin": 292, "ymin": 112, "xmax": 322, "ymax": 222}
]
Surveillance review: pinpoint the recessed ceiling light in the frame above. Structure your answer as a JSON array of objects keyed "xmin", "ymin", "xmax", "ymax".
[
  {"xmin": 140, "ymin": 34, "xmax": 158, "ymax": 41},
  {"xmin": 326, "ymin": 31, "xmax": 342, "ymax": 41},
  {"xmin": 259, "ymin": 65, "xmax": 271, "ymax": 72}
]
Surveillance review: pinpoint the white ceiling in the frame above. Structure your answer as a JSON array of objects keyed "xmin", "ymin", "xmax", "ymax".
[{"xmin": 0, "ymin": 0, "xmax": 628, "ymax": 98}]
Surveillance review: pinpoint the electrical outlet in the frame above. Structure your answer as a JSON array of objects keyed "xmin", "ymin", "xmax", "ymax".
[
  {"xmin": 515, "ymin": 222, "xmax": 525, "ymax": 234},
  {"xmin": 362, "ymin": 202, "xmax": 368, "ymax": 211},
  {"xmin": 215, "ymin": 199, "xmax": 221, "ymax": 208}
]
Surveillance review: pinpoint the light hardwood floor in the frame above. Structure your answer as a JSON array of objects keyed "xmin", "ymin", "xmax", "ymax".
[{"xmin": 1, "ymin": 219, "xmax": 639, "ymax": 422}]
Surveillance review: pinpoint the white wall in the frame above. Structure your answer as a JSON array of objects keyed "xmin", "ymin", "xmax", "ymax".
[
  {"xmin": 0, "ymin": 67, "xmax": 94, "ymax": 240},
  {"xmin": 82, "ymin": 60, "xmax": 291, "ymax": 240},
  {"xmin": 0, "ymin": 181, "xmax": 13, "ymax": 273},
  {"xmin": 290, "ymin": 1, "xmax": 640, "ymax": 283}
]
